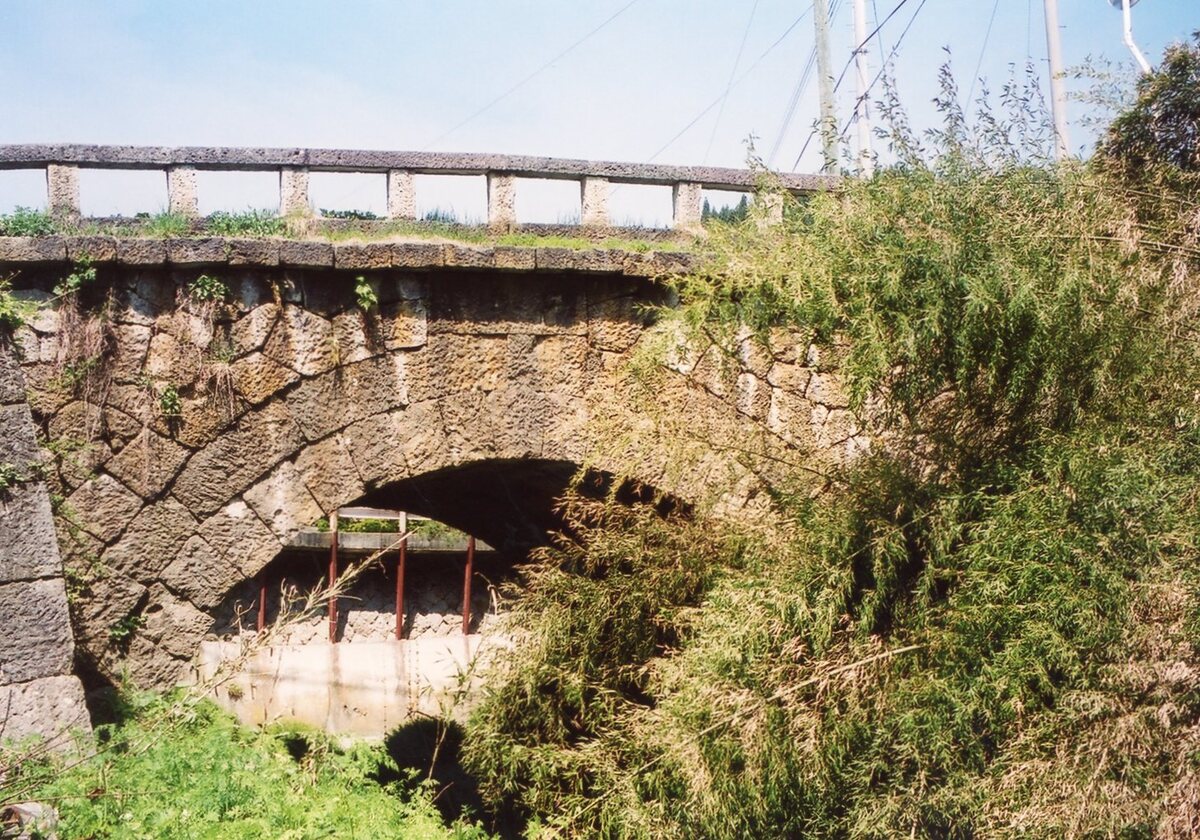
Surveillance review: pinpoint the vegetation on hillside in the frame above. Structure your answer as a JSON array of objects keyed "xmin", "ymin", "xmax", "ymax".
[{"xmin": 462, "ymin": 40, "xmax": 1200, "ymax": 837}]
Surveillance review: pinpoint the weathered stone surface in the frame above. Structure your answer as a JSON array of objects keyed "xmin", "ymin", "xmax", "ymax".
[
  {"xmin": 0, "ymin": 675, "xmax": 90, "ymax": 745},
  {"xmin": 380, "ymin": 299, "xmax": 427, "ymax": 350},
  {"xmin": 342, "ymin": 411, "xmax": 408, "ymax": 487},
  {"xmin": 143, "ymin": 330, "xmax": 202, "ymax": 383},
  {"xmin": 331, "ymin": 309, "xmax": 384, "ymax": 364},
  {"xmin": 65, "ymin": 235, "xmax": 118, "ymax": 263},
  {"xmin": 101, "ymin": 495, "xmax": 198, "ymax": 582},
  {"xmin": 226, "ymin": 237, "xmax": 280, "ymax": 266},
  {"xmin": 805, "ymin": 371, "xmax": 850, "ymax": 408},
  {"xmin": 230, "ymin": 351, "xmax": 300, "ymax": 405},
  {"xmin": 171, "ymin": 402, "xmax": 304, "ymax": 517},
  {"xmin": 333, "ymin": 242, "xmax": 390, "ymax": 270},
  {"xmin": 262, "ymin": 305, "xmax": 335, "ymax": 375},
  {"xmin": 0, "ymin": 578, "xmax": 74, "ymax": 684},
  {"xmin": 140, "ymin": 585, "xmax": 213, "ymax": 659},
  {"xmin": 279, "ymin": 239, "xmax": 332, "ymax": 268},
  {"xmin": 0, "ymin": 345, "xmax": 25, "ymax": 405},
  {"xmin": 65, "ymin": 474, "xmax": 143, "ymax": 543},
  {"xmin": 161, "ymin": 537, "xmax": 239, "ymax": 611},
  {"xmin": 443, "ymin": 245, "xmax": 494, "ymax": 269},
  {"xmin": 293, "ymin": 433, "xmax": 364, "ymax": 512},
  {"xmin": 493, "ymin": 246, "xmax": 537, "ymax": 270},
  {"xmin": 73, "ymin": 571, "xmax": 146, "ymax": 647},
  {"xmin": 0, "ymin": 236, "xmax": 66, "ymax": 262},
  {"xmin": 194, "ymin": 499, "xmax": 281, "ymax": 578},
  {"xmin": 0, "ymin": 403, "xmax": 40, "ymax": 471},
  {"xmin": 109, "ymin": 323, "xmax": 153, "ymax": 383},
  {"xmin": 0, "ymin": 482, "xmax": 61, "ymax": 583},
  {"xmin": 388, "ymin": 242, "xmax": 443, "ymax": 268},
  {"xmin": 116, "ymin": 238, "xmax": 167, "ymax": 265},
  {"xmin": 243, "ymin": 460, "xmax": 325, "ymax": 541},
  {"xmin": 285, "ymin": 355, "xmax": 409, "ymax": 440},
  {"xmin": 167, "ymin": 237, "xmax": 226, "ymax": 266},
  {"xmin": 104, "ymin": 431, "xmax": 189, "ymax": 498},
  {"xmin": 229, "ymin": 302, "xmax": 279, "ymax": 356}
]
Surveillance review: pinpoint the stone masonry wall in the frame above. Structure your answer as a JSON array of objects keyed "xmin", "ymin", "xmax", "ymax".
[
  {"xmin": 0, "ymin": 342, "xmax": 89, "ymax": 745},
  {"xmin": 1, "ymin": 240, "xmax": 863, "ymax": 692}
]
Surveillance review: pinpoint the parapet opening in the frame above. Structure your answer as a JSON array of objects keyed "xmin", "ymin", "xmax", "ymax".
[
  {"xmin": 413, "ymin": 174, "xmax": 486, "ymax": 225},
  {"xmin": 78, "ymin": 168, "xmax": 167, "ymax": 218},
  {"xmin": 607, "ymin": 181, "xmax": 672, "ymax": 229},
  {"xmin": 195, "ymin": 170, "xmax": 280, "ymax": 216},
  {"xmin": 308, "ymin": 171, "xmax": 387, "ymax": 219},
  {"xmin": 701, "ymin": 188, "xmax": 752, "ymax": 224},
  {"xmin": 0, "ymin": 169, "xmax": 48, "ymax": 214},
  {"xmin": 514, "ymin": 177, "xmax": 580, "ymax": 225}
]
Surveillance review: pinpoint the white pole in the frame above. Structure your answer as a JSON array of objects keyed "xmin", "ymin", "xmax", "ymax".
[
  {"xmin": 1042, "ymin": 0, "xmax": 1071, "ymax": 161},
  {"xmin": 813, "ymin": 0, "xmax": 840, "ymax": 173},
  {"xmin": 852, "ymin": 0, "xmax": 874, "ymax": 175},
  {"xmin": 1121, "ymin": 0, "xmax": 1152, "ymax": 74}
]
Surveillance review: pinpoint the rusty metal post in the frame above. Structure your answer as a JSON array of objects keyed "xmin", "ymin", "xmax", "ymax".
[
  {"xmin": 256, "ymin": 574, "xmax": 267, "ymax": 633},
  {"xmin": 395, "ymin": 512, "xmax": 407, "ymax": 640},
  {"xmin": 328, "ymin": 511, "xmax": 339, "ymax": 644},
  {"xmin": 462, "ymin": 535, "xmax": 475, "ymax": 635}
]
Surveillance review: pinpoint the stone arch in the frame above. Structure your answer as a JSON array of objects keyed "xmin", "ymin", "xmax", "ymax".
[{"xmin": 21, "ymin": 262, "xmax": 662, "ymax": 687}]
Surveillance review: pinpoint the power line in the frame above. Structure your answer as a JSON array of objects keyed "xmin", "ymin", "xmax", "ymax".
[
  {"xmin": 644, "ymin": 4, "xmax": 815, "ymax": 164},
  {"xmin": 704, "ymin": 0, "xmax": 762, "ymax": 163},
  {"xmin": 424, "ymin": 0, "xmax": 642, "ymax": 150},
  {"xmin": 966, "ymin": 0, "xmax": 1002, "ymax": 107}
]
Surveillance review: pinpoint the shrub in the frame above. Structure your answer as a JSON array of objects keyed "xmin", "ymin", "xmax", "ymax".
[
  {"xmin": 207, "ymin": 209, "xmax": 287, "ymax": 237},
  {"xmin": 0, "ymin": 207, "xmax": 55, "ymax": 236}
]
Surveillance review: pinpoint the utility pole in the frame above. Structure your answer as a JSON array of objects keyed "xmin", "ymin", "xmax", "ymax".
[
  {"xmin": 1043, "ymin": 0, "xmax": 1071, "ymax": 160},
  {"xmin": 813, "ymin": 0, "xmax": 840, "ymax": 173},
  {"xmin": 852, "ymin": 0, "xmax": 874, "ymax": 175}
]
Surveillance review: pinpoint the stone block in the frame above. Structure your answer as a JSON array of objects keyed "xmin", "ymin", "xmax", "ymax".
[
  {"xmin": 487, "ymin": 172, "xmax": 516, "ymax": 229},
  {"xmin": 166, "ymin": 237, "xmax": 226, "ymax": 266},
  {"xmin": 280, "ymin": 167, "xmax": 310, "ymax": 216},
  {"xmin": 117, "ymin": 238, "xmax": 167, "ymax": 265},
  {"xmin": 0, "ymin": 482, "xmax": 61, "ymax": 583},
  {"xmin": 167, "ymin": 166, "xmax": 198, "ymax": 217},
  {"xmin": 229, "ymin": 352, "xmax": 300, "ymax": 405},
  {"xmin": 0, "ymin": 403, "xmax": 43, "ymax": 472},
  {"xmin": 0, "ymin": 578, "xmax": 74, "ymax": 684},
  {"xmin": 229, "ymin": 302, "xmax": 279, "ymax": 356},
  {"xmin": 0, "ymin": 236, "xmax": 66, "ymax": 263},
  {"xmin": 493, "ymin": 246, "xmax": 536, "ymax": 270},
  {"xmin": 195, "ymin": 499, "xmax": 282, "ymax": 578},
  {"xmin": 443, "ymin": 244, "xmax": 494, "ymax": 269},
  {"xmin": 279, "ymin": 239, "xmax": 333, "ymax": 268},
  {"xmin": 170, "ymin": 401, "xmax": 304, "ymax": 518},
  {"xmin": 386, "ymin": 169, "xmax": 416, "ymax": 220},
  {"xmin": 101, "ymin": 495, "xmax": 198, "ymax": 582},
  {"xmin": 333, "ymin": 242, "xmax": 390, "ymax": 270},
  {"xmin": 243, "ymin": 460, "xmax": 325, "ymax": 541},
  {"xmin": 388, "ymin": 242, "xmax": 443, "ymax": 268},
  {"xmin": 71, "ymin": 571, "xmax": 146, "ymax": 648},
  {"xmin": 293, "ymin": 433, "xmax": 364, "ymax": 513},
  {"xmin": 342, "ymin": 412, "xmax": 408, "ymax": 487},
  {"xmin": 140, "ymin": 585, "xmax": 213, "ymax": 659},
  {"xmin": 47, "ymin": 164, "xmax": 80, "ymax": 218},
  {"xmin": 65, "ymin": 235, "xmax": 118, "ymax": 263},
  {"xmin": 284, "ymin": 355, "xmax": 409, "ymax": 441},
  {"xmin": 581, "ymin": 177, "xmax": 610, "ymax": 227},
  {"xmin": 380, "ymin": 299, "xmax": 428, "ymax": 350},
  {"xmin": 226, "ymin": 238, "xmax": 280, "ymax": 266},
  {"xmin": 262, "ymin": 304, "xmax": 335, "ymax": 376},
  {"xmin": 0, "ymin": 347, "xmax": 26, "ymax": 405},
  {"xmin": 0, "ymin": 675, "xmax": 90, "ymax": 746},
  {"xmin": 805, "ymin": 371, "xmax": 850, "ymax": 408},
  {"xmin": 331, "ymin": 309, "xmax": 385, "ymax": 364},
  {"xmin": 109, "ymin": 323, "xmax": 152, "ymax": 383},
  {"xmin": 104, "ymin": 431, "xmax": 189, "ymax": 498}
]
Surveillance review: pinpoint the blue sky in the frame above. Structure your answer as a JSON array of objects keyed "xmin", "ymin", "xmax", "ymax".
[{"xmin": 1, "ymin": 1, "xmax": 1195, "ymax": 223}]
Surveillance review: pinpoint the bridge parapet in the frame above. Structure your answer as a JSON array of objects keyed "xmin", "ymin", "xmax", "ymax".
[{"xmin": 0, "ymin": 144, "xmax": 838, "ymax": 231}]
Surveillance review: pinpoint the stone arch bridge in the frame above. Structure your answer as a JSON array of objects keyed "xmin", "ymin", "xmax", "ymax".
[{"xmin": 0, "ymin": 145, "xmax": 855, "ymax": 739}]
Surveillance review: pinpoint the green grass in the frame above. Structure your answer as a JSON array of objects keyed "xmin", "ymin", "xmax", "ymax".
[
  {"xmin": 0, "ymin": 207, "xmax": 55, "ymax": 236},
  {"xmin": 206, "ymin": 209, "xmax": 287, "ymax": 237},
  {"xmin": 0, "ymin": 692, "xmax": 491, "ymax": 839}
]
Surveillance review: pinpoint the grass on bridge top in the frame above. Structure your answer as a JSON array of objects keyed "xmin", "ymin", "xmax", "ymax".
[{"xmin": 0, "ymin": 205, "xmax": 705, "ymax": 253}]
